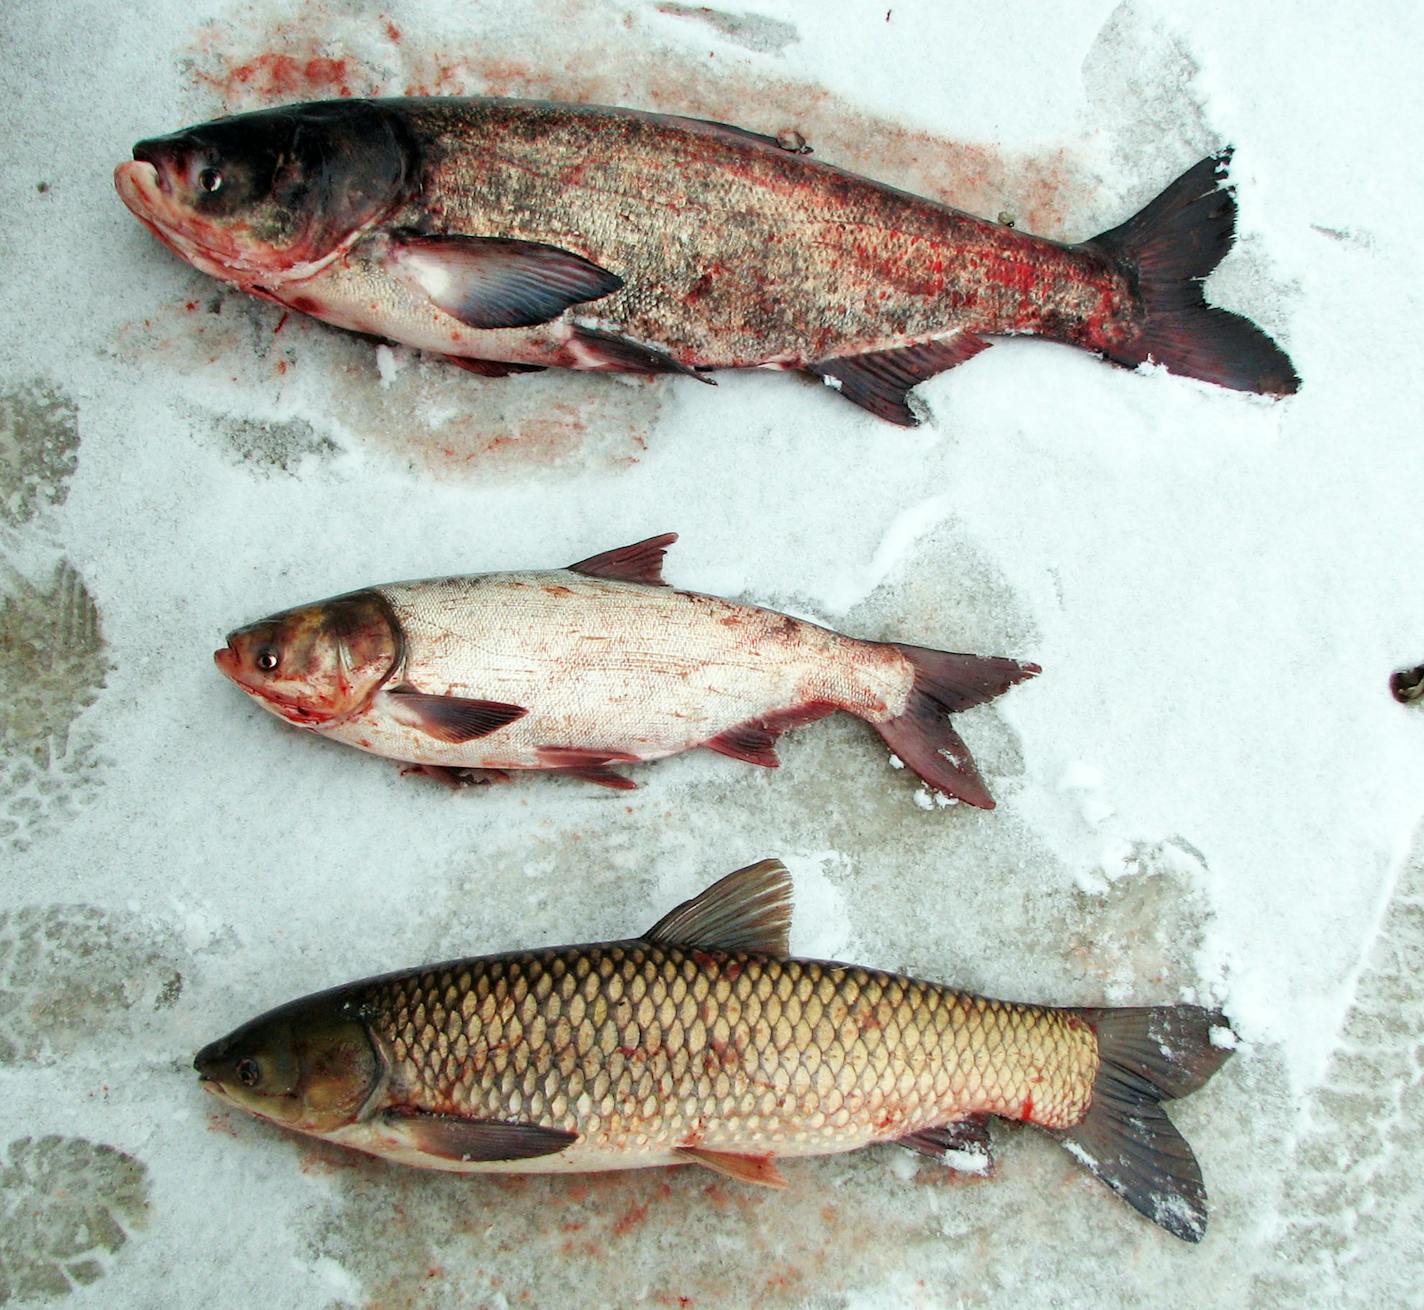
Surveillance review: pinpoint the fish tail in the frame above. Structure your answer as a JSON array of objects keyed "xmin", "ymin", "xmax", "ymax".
[
  {"xmin": 1087, "ymin": 150, "xmax": 1299, "ymax": 396},
  {"xmin": 1050, "ymin": 1005, "xmax": 1235, "ymax": 1242},
  {"xmin": 871, "ymin": 645, "xmax": 1039, "ymax": 809}
]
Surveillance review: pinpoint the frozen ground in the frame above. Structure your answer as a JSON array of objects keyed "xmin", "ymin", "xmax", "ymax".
[{"xmin": 1, "ymin": 0, "xmax": 1421, "ymax": 1305}]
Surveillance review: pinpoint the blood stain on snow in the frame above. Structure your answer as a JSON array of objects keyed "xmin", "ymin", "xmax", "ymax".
[
  {"xmin": 170, "ymin": 0, "xmax": 1101, "ymax": 479},
  {"xmin": 183, "ymin": 1, "xmax": 1098, "ymax": 247}
]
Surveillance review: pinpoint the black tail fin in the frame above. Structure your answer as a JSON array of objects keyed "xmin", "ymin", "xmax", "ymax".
[
  {"xmin": 1088, "ymin": 150, "xmax": 1299, "ymax": 396},
  {"xmin": 1051, "ymin": 1005, "xmax": 1235, "ymax": 1242},
  {"xmin": 872, "ymin": 645, "xmax": 1039, "ymax": 810}
]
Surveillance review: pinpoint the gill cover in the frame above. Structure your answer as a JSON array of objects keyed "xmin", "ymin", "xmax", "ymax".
[
  {"xmin": 194, "ymin": 993, "xmax": 381, "ymax": 1132},
  {"xmin": 216, "ymin": 589, "xmax": 402, "ymax": 726},
  {"xmin": 129, "ymin": 99, "xmax": 411, "ymax": 274}
]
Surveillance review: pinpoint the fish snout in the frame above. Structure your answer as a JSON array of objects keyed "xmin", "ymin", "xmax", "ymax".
[
  {"xmin": 193, "ymin": 1035, "xmax": 230, "ymax": 1080},
  {"xmin": 131, "ymin": 139, "xmax": 179, "ymax": 193},
  {"xmin": 113, "ymin": 159, "xmax": 164, "ymax": 218},
  {"xmin": 213, "ymin": 642, "xmax": 239, "ymax": 678}
]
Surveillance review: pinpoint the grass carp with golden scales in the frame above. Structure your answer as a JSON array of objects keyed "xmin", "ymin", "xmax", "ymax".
[{"xmin": 195, "ymin": 859, "xmax": 1234, "ymax": 1241}]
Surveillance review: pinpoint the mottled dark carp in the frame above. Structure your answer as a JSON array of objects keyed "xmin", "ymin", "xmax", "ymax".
[
  {"xmin": 213, "ymin": 533, "xmax": 1038, "ymax": 808},
  {"xmin": 115, "ymin": 97, "xmax": 1298, "ymax": 425},
  {"xmin": 195, "ymin": 859, "xmax": 1234, "ymax": 1240}
]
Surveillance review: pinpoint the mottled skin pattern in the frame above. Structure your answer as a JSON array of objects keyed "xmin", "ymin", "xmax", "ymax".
[
  {"xmin": 324, "ymin": 941, "xmax": 1097, "ymax": 1173},
  {"xmin": 119, "ymin": 98, "xmax": 1139, "ymax": 371},
  {"xmin": 330, "ymin": 572, "xmax": 911, "ymax": 769},
  {"xmin": 316, "ymin": 100, "xmax": 1137, "ymax": 368}
]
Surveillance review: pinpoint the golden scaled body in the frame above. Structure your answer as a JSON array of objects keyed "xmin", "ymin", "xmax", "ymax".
[
  {"xmin": 196, "ymin": 860, "xmax": 1232, "ymax": 1239},
  {"xmin": 364, "ymin": 942, "xmax": 1098, "ymax": 1169}
]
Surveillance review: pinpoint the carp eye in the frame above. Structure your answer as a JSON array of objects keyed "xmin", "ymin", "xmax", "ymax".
[
  {"xmin": 198, "ymin": 167, "xmax": 223, "ymax": 194},
  {"xmin": 255, "ymin": 648, "xmax": 279, "ymax": 672},
  {"xmin": 235, "ymin": 1058, "xmax": 260, "ymax": 1088}
]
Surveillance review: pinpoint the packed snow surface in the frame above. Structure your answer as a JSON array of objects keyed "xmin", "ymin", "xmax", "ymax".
[{"xmin": 1, "ymin": 1, "xmax": 1421, "ymax": 1306}]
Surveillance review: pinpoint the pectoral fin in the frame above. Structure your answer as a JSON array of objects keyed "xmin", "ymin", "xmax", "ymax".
[
  {"xmin": 383, "ymin": 1110, "xmax": 577, "ymax": 1162},
  {"xmin": 386, "ymin": 688, "xmax": 527, "ymax": 743},
  {"xmin": 676, "ymin": 1147, "xmax": 787, "ymax": 1187},
  {"xmin": 387, "ymin": 234, "xmax": 623, "ymax": 329}
]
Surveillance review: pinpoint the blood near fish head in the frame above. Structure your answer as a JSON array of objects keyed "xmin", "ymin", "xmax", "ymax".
[
  {"xmin": 115, "ymin": 100, "xmax": 409, "ymax": 284},
  {"xmin": 214, "ymin": 590, "xmax": 401, "ymax": 727},
  {"xmin": 194, "ymin": 995, "xmax": 379, "ymax": 1132}
]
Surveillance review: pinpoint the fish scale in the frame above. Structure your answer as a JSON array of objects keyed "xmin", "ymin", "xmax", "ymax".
[
  {"xmin": 367, "ymin": 944, "xmax": 1099, "ymax": 1153},
  {"xmin": 195, "ymin": 860, "xmax": 1234, "ymax": 1240}
]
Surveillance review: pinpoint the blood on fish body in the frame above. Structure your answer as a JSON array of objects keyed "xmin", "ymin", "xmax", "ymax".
[
  {"xmin": 212, "ymin": 533, "xmax": 1038, "ymax": 807},
  {"xmin": 193, "ymin": 858, "xmax": 1236, "ymax": 1242},
  {"xmin": 114, "ymin": 96, "xmax": 1298, "ymax": 426}
]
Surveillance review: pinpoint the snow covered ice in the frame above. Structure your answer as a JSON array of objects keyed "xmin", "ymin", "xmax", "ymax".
[{"xmin": 2, "ymin": 1, "xmax": 1422, "ymax": 1305}]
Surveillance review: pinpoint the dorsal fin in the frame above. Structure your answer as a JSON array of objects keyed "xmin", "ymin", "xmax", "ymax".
[
  {"xmin": 568, "ymin": 533, "xmax": 677, "ymax": 586},
  {"xmin": 644, "ymin": 859, "xmax": 792, "ymax": 955}
]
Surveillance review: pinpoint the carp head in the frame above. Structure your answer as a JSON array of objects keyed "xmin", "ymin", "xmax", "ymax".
[
  {"xmin": 195, "ymin": 994, "xmax": 382, "ymax": 1134},
  {"xmin": 115, "ymin": 100, "xmax": 410, "ymax": 287},
  {"xmin": 215, "ymin": 589, "xmax": 401, "ymax": 729}
]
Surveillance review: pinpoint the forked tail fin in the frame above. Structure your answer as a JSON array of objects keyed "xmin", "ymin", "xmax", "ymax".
[
  {"xmin": 871, "ymin": 644, "xmax": 1039, "ymax": 809},
  {"xmin": 1087, "ymin": 151, "xmax": 1299, "ymax": 396},
  {"xmin": 1051, "ymin": 1005, "xmax": 1235, "ymax": 1242}
]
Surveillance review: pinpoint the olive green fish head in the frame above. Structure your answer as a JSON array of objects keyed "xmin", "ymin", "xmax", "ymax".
[
  {"xmin": 195, "ymin": 995, "xmax": 381, "ymax": 1133},
  {"xmin": 215, "ymin": 589, "xmax": 401, "ymax": 728},
  {"xmin": 115, "ymin": 100, "xmax": 409, "ymax": 286}
]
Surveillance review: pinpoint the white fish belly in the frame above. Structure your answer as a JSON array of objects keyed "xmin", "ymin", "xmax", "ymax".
[{"xmin": 321, "ymin": 572, "xmax": 913, "ymax": 769}]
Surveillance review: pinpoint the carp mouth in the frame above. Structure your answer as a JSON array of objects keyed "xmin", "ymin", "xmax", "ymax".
[
  {"xmin": 213, "ymin": 641, "xmax": 342, "ymax": 729},
  {"xmin": 114, "ymin": 156, "xmax": 340, "ymax": 288}
]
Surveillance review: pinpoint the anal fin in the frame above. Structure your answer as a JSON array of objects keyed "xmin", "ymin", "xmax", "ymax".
[
  {"xmin": 704, "ymin": 702, "xmax": 838, "ymax": 767},
  {"xmin": 676, "ymin": 1147, "xmax": 787, "ymax": 1188},
  {"xmin": 442, "ymin": 354, "xmax": 547, "ymax": 377},
  {"xmin": 807, "ymin": 334, "xmax": 990, "ymax": 426},
  {"xmin": 704, "ymin": 723, "xmax": 781, "ymax": 768},
  {"xmin": 898, "ymin": 1115, "xmax": 993, "ymax": 1173}
]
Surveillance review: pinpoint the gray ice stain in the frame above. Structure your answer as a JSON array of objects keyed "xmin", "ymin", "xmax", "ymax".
[
  {"xmin": 0, "ymin": 381, "xmax": 79, "ymax": 528},
  {"xmin": 655, "ymin": 3, "xmax": 800, "ymax": 55},
  {"xmin": 0, "ymin": 560, "xmax": 110, "ymax": 847},
  {"xmin": 0, "ymin": 904, "xmax": 186, "ymax": 1066},
  {"xmin": 0, "ymin": 1135, "xmax": 151, "ymax": 1304}
]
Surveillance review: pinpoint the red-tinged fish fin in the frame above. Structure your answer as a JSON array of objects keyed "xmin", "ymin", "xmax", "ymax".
[
  {"xmin": 645, "ymin": 859, "xmax": 792, "ymax": 955},
  {"xmin": 1086, "ymin": 151, "xmax": 1298, "ymax": 396},
  {"xmin": 703, "ymin": 723, "xmax": 780, "ymax": 768},
  {"xmin": 1048, "ymin": 1005, "xmax": 1235, "ymax": 1243},
  {"xmin": 563, "ymin": 765, "xmax": 639, "ymax": 790},
  {"xmin": 871, "ymin": 646, "xmax": 1039, "ymax": 809},
  {"xmin": 568, "ymin": 533, "xmax": 678, "ymax": 586},
  {"xmin": 399, "ymin": 763, "xmax": 511, "ymax": 788},
  {"xmin": 535, "ymin": 746, "xmax": 640, "ymax": 789},
  {"xmin": 383, "ymin": 1110, "xmax": 577, "ymax": 1163},
  {"xmin": 675, "ymin": 1147, "xmax": 788, "ymax": 1188},
  {"xmin": 441, "ymin": 354, "xmax": 547, "ymax": 377},
  {"xmin": 386, "ymin": 689, "xmax": 527, "ymax": 743},
  {"xmin": 387, "ymin": 233, "xmax": 623, "ymax": 329},
  {"xmin": 897, "ymin": 1115, "xmax": 993, "ymax": 1166},
  {"xmin": 569, "ymin": 325, "xmax": 713, "ymax": 380},
  {"xmin": 806, "ymin": 334, "xmax": 990, "ymax": 426}
]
